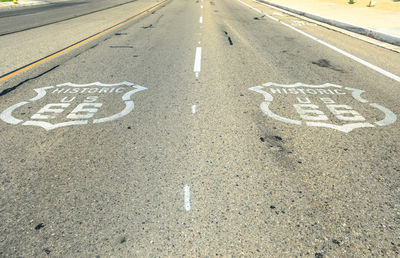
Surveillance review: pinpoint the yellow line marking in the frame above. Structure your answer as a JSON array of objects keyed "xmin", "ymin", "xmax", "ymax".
[{"xmin": 0, "ymin": 0, "xmax": 168, "ymax": 83}]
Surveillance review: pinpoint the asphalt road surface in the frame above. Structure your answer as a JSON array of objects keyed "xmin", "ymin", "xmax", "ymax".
[
  {"xmin": 1, "ymin": 0, "xmax": 399, "ymax": 256},
  {"xmin": 0, "ymin": 0, "xmax": 139, "ymax": 35}
]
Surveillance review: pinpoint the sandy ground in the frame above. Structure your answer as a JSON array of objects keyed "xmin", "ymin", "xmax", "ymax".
[
  {"xmin": 317, "ymin": 0, "xmax": 400, "ymax": 11},
  {"xmin": 0, "ymin": 0, "xmax": 47, "ymax": 8}
]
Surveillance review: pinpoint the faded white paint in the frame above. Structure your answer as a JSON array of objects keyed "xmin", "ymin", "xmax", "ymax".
[
  {"xmin": 0, "ymin": 82, "xmax": 146, "ymax": 130},
  {"xmin": 184, "ymin": 185, "xmax": 191, "ymax": 211},
  {"xmin": 249, "ymin": 83, "xmax": 397, "ymax": 133},
  {"xmin": 194, "ymin": 47, "xmax": 202, "ymax": 75}
]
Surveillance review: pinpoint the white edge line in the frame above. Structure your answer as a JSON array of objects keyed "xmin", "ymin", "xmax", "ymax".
[
  {"xmin": 184, "ymin": 185, "xmax": 191, "ymax": 211},
  {"xmin": 256, "ymin": 0, "xmax": 400, "ymax": 53},
  {"xmin": 200, "ymin": 16, "xmax": 203, "ymax": 23},
  {"xmin": 192, "ymin": 105, "xmax": 196, "ymax": 114},
  {"xmin": 237, "ymin": 0, "xmax": 400, "ymax": 84}
]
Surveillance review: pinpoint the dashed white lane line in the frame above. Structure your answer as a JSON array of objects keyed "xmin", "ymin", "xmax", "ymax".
[
  {"xmin": 194, "ymin": 47, "xmax": 202, "ymax": 77},
  {"xmin": 200, "ymin": 16, "xmax": 203, "ymax": 23},
  {"xmin": 238, "ymin": 0, "xmax": 400, "ymax": 84},
  {"xmin": 192, "ymin": 105, "xmax": 196, "ymax": 114},
  {"xmin": 184, "ymin": 185, "xmax": 191, "ymax": 211},
  {"xmin": 201, "ymin": 5, "xmax": 203, "ymax": 8}
]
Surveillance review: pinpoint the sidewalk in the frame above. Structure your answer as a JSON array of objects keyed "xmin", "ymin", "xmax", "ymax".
[
  {"xmin": 256, "ymin": 0, "xmax": 400, "ymax": 45},
  {"xmin": 0, "ymin": 0, "xmax": 48, "ymax": 9}
]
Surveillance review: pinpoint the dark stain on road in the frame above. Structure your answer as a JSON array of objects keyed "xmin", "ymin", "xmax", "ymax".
[
  {"xmin": 110, "ymin": 46, "xmax": 134, "ymax": 48},
  {"xmin": 273, "ymin": 135, "xmax": 283, "ymax": 141},
  {"xmin": 115, "ymin": 32, "xmax": 128, "ymax": 36},
  {"xmin": 267, "ymin": 135, "xmax": 283, "ymax": 142},
  {"xmin": 120, "ymin": 236, "xmax": 127, "ymax": 244},
  {"xmin": 35, "ymin": 223, "xmax": 45, "ymax": 230},
  {"xmin": 43, "ymin": 248, "xmax": 51, "ymax": 254},
  {"xmin": 223, "ymin": 31, "xmax": 233, "ymax": 45},
  {"xmin": 260, "ymin": 135, "xmax": 287, "ymax": 153},
  {"xmin": 312, "ymin": 59, "xmax": 344, "ymax": 73},
  {"xmin": 253, "ymin": 15, "xmax": 265, "ymax": 20},
  {"xmin": 142, "ymin": 24, "xmax": 153, "ymax": 29}
]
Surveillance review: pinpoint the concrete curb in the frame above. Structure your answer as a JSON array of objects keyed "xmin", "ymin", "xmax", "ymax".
[{"xmin": 256, "ymin": 0, "xmax": 400, "ymax": 47}]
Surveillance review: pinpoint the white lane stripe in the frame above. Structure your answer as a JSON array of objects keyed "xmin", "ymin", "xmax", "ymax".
[
  {"xmin": 238, "ymin": 0, "xmax": 400, "ymax": 83},
  {"xmin": 194, "ymin": 47, "xmax": 202, "ymax": 74},
  {"xmin": 200, "ymin": 16, "xmax": 203, "ymax": 23},
  {"xmin": 192, "ymin": 105, "xmax": 196, "ymax": 113},
  {"xmin": 201, "ymin": 5, "xmax": 203, "ymax": 8},
  {"xmin": 184, "ymin": 185, "xmax": 191, "ymax": 211}
]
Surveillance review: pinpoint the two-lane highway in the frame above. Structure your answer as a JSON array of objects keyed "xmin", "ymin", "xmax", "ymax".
[{"xmin": 0, "ymin": 0, "xmax": 399, "ymax": 256}]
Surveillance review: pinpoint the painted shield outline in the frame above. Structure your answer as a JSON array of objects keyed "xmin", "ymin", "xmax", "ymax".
[
  {"xmin": 249, "ymin": 82, "xmax": 397, "ymax": 133},
  {"xmin": 0, "ymin": 82, "xmax": 147, "ymax": 131}
]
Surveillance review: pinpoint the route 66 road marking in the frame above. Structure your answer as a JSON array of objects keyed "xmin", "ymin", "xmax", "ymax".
[
  {"xmin": 249, "ymin": 82, "xmax": 397, "ymax": 133},
  {"xmin": 0, "ymin": 82, "xmax": 147, "ymax": 131}
]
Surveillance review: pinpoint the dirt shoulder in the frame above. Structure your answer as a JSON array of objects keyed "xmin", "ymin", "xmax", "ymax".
[{"xmin": 319, "ymin": 0, "xmax": 400, "ymax": 12}]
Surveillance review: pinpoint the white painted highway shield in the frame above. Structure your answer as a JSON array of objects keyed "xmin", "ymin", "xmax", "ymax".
[
  {"xmin": 249, "ymin": 82, "xmax": 396, "ymax": 133},
  {"xmin": 0, "ymin": 82, "xmax": 147, "ymax": 130}
]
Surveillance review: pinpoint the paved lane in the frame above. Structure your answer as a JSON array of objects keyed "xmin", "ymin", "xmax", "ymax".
[
  {"xmin": 0, "ymin": 0, "xmax": 165, "ymax": 77},
  {"xmin": 0, "ymin": 0, "xmax": 140, "ymax": 35},
  {"xmin": 0, "ymin": 0, "xmax": 399, "ymax": 256}
]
